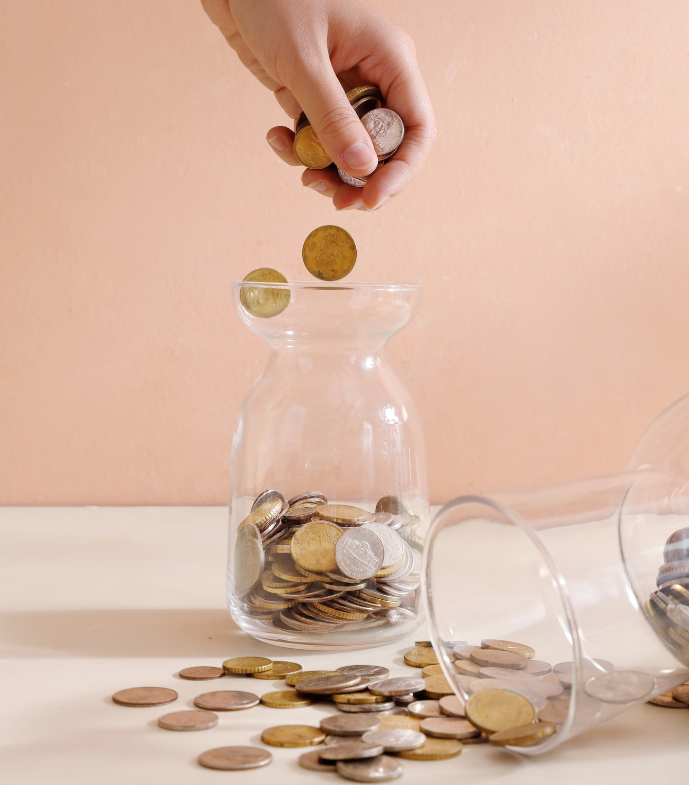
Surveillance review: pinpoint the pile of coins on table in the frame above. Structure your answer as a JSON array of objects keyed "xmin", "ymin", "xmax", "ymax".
[
  {"xmin": 643, "ymin": 527, "xmax": 689, "ymax": 664},
  {"xmin": 234, "ymin": 490, "xmax": 423, "ymax": 636},
  {"xmin": 239, "ymin": 224, "xmax": 359, "ymax": 319},
  {"xmin": 111, "ymin": 637, "xmax": 689, "ymax": 778},
  {"xmin": 293, "ymin": 84, "xmax": 404, "ymax": 188}
]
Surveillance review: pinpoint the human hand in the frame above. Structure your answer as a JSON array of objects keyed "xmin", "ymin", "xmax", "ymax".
[{"xmin": 201, "ymin": 0, "xmax": 436, "ymax": 211}]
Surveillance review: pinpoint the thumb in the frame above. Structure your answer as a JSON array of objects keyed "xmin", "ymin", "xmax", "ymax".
[{"xmin": 295, "ymin": 65, "xmax": 378, "ymax": 177}]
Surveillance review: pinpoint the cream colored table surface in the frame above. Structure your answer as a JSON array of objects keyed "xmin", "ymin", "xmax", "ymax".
[{"xmin": 1, "ymin": 507, "xmax": 687, "ymax": 784}]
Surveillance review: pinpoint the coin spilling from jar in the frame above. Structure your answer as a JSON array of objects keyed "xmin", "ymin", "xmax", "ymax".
[
  {"xmin": 293, "ymin": 84, "xmax": 404, "ymax": 188},
  {"xmin": 234, "ymin": 491, "xmax": 423, "ymax": 635}
]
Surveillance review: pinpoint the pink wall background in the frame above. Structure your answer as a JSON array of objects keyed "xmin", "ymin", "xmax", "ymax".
[{"xmin": 1, "ymin": 1, "xmax": 688, "ymax": 505}]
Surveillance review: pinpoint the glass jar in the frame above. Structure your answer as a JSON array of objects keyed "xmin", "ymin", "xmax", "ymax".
[
  {"xmin": 227, "ymin": 280, "xmax": 428, "ymax": 650},
  {"xmin": 424, "ymin": 468, "xmax": 689, "ymax": 753}
]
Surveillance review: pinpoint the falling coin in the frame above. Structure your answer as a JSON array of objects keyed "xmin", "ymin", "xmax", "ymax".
[
  {"xmin": 261, "ymin": 725, "xmax": 326, "ymax": 748},
  {"xmin": 158, "ymin": 710, "xmax": 218, "ymax": 732},
  {"xmin": 240, "ymin": 269, "xmax": 290, "ymax": 319},
  {"xmin": 302, "ymin": 226, "xmax": 357, "ymax": 281},
  {"xmin": 336, "ymin": 755, "xmax": 404, "ymax": 783},
  {"xmin": 194, "ymin": 691, "xmax": 260, "ymax": 711},
  {"xmin": 178, "ymin": 666, "xmax": 225, "ymax": 681},
  {"xmin": 112, "ymin": 687, "xmax": 178, "ymax": 707},
  {"xmin": 488, "ymin": 721, "xmax": 557, "ymax": 747},
  {"xmin": 198, "ymin": 746, "xmax": 272, "ymax": 771}
]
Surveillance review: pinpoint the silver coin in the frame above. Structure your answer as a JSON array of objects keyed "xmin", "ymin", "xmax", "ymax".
[
  {"xmin": 319, "ymin": 741, "xmax": 384, "ymax": 761},
  {"xmin": 337, "ymin": 700, "xmax": 396, "ymax": 713},
  {"xmin": 393, "ymin": 695, "xmax": 415, "ymax": 706},
  {"xmin": 361, "ymin": 729, "xmax": 426, "ymax": 752},
  {"xmin": 361, "ymin": 523, "xmax": 404, "ymax": 568},
  {"xmin": 320, "ymin": 715, "xmax": 382, "ymax": 736},
  {"xmin": 298, "ymin": 750, "xmax": 338, "ymax": 772},
  {"xmin": 553, "ymin": 659, "xmax": 614, "ymax": 674},
  {"xmin": 665, "ymin": 528, "xmax": 689, "ymax": 563},
  {"xmin": 325, "ymin": 571, "xmax": 365, "ymax": 584},
  {"xmin": 337, "ymin": 666, "xmax": 390, "ymax": 680},
  {"xmin": 322, "ymin": 581, "xmax": 368, "ymax": 592},
  {"xmin": 667, "ymin": 601, "xmax": 689, "ymax": 631},
  {"xmin": 361, "ymin": 108, "xmax": 404, "ymax": 158},
  {"xmin": 369, "ymin": 678, "xmax": 426, "ymax": 697},
  {"xmin": 408, "ymin": 700, "xmax": 442, "ymax": 719},
  {"xmin": 385, "ymin": 608, "xmax": 415, "ymax": 625},
  {"xmin": 657, "ymin": 561, "xmax": 689, "ymax": 585},
  {"xmin": 375, "ymin": 545, "xmax": 413, "ymax": 584},
  {"xmin": 453, "ymin": 644, "xmax": 481, "ymax": 660},
  {"xmin": 371, "ymin": 511, "xmax": 393, "ymax": 525},
  {"xmin": 296, "ymin": 674, "xmax": 362, "ymax": 695},
  {"xmin": 439, "ymin": 695, "xmax": 465, "ymax": 717},
  {"xmin": 585, "ymin": 670, "xmax": 655, "ymax": 704},
  {"xmin": 251, "ymin": 490, "xmax": 285, "ymax": 512},
  {"xmin": 233, "ymin": 524, "xmax": 264, "ymax": 596},
  {"xmin": 336, "ymin": 755, "xmax": 404, "ymax": 783},
  {"xmin": 336, "ymin": 528, "xmax": 385, "ymax": 580},
  {"xmin": 524, "ymin": 659, "xmax": 552, "ymax": 676}
]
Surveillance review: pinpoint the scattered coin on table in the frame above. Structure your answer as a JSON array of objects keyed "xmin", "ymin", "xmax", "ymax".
[
  {"xmin": 320, "ymin": 715, "xmax": 382, "ymax": 736},
  {"xmin": 397, "ymin": 737, "xmax": 463, "ymax": 761},
  {"xmin": 157, "ymin": 710, "xmax": 218, "ymax": 732},
  {"xmin": 252, "ymin": 661, "xmax": 303, "ymax": 680},
  {"xmin": 112, "ymin": 687, "xmax": 178, "ymax": 707},
  {"xmin": 361, "ymin": 729, "xmax": 426, "ymax": 752},
  {"xmin": 419, "ymin": 717, "xmax": 480, "ymax": 740},
  {"xmin": 465, "ymin": 688, "xmax": 536, "ymax": 734},
  {"xmin": 261, "ymin": 724, "xmax": 326, "ymax": 747},
  {"xmin": 407, "ymin": 700, "xmax": 442, "ymax": 719},
  {"xmin": 194, "ymin": 690, "xmax": 260, "ymax": 711},
  {"xmin": 439, "ymin": 695, "xmax": 466, "ymax": 717},
  {"xmin": 261, "ymin": 690, "xmax": 313, "ymax": 709},
  {"xmin": 404, "ymin": 647, "xmax": 438, "ymax": 668},
  {"xmin": 178, "ymin": 666, "xmax": 225, "ymax": 680},
  {"xmin": 489, "ymin": 721, "xmax": 557, "ymax": 747},
  {"xmin": 299, "ymin": 749, "xmax": 338, "ymax": 772},
  {"xmin": 481, "ymin": 639, "xmax": 535, "ymax": 659},
  {"xmin": 319, "ymin": 741, "xmax": 385, "ymax": 761},
  {"xmin": 370, "ymin": 678, "xmax": 425, "ymax": 697},
  {"xmin": 336, "ymin": 755, "xmax": 404, "ymax": 783},
  {"xmin": 222, "ymin": 656, "xmax": 273, "ymax": 674},
  {"xmin": 287, "ymin": 670, "xmax": 341, "ymax": 686},
  {"xmin": 337, "ymin": 700, "xmax": 396, "ymax": 713},
  {"xmin": 198, "ymin": 746, "xmax": 272, "ymax": 771}
]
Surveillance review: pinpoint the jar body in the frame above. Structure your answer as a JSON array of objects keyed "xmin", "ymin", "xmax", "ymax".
[{"xmin": 227, "ymin": 282, "xmax": 428, "ymax": 649}]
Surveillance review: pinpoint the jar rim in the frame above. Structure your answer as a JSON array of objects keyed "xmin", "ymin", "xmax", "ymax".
[{"xmin": 231, "ymin": 280, "xmax": 422, "ymax": 292}]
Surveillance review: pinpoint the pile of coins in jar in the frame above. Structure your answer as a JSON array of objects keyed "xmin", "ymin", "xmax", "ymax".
[
  {"xmin": 643, "ymin": 526, "xmax": 689, "ymax": 664},
  {"xmin": 233, "ymin": 490, "xmax": 423, "ymax": 636},
  {"xmin": 293, "ymin": 85, "xmax": 404, "ymax": 188},
  {"xmin": 110, "ymin": 638, "xmax": 689, "ymax": 777}
]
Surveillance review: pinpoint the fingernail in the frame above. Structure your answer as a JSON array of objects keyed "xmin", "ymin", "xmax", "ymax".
[
  {"xmin": 337, "ymin": 201, "xmax": 363, "ymax": 211},
  {"xmin": 267, "ymin": 135, "xmax": 286, "ymax": 151},
  {"xmin": 305, "ymin": 181, "xmax": 328, "ymax": 192},
  {"xmin": 342, "ymin": 141, "xmax": 377, "ymax": 171},
  {"xmin": 368, "ymin": 195, "xmax": 391, "ymax": 211}
]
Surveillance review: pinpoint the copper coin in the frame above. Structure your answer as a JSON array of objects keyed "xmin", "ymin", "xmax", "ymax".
[
  {"xmin": 439, "ymin": 695, "xmax": 466, "ymax": 718},
  {"xmin": 470, "ymin": 649, "xmax": 527, "ymax": 670},
  {"xmin": 296, "ymin": 674, "xmax": 362, "ymax": 695},
  {"xmin": 320, "ymin": 714, "xmax": 382, "ymax": 736},
  {"xmin": 648, "ymin": 690, "xmax": 689, "ymax": 708},
  {"xmin": 419, "ymin": 717, "xmax": 480, "ymax": 740},
  {"xmin": 408, "ymin": 700, "xmax": 442, "ymax": 719},
  {"xmin": 158, "ymin": 710, "xmax": 218, "ymax": 731},
  {"xmin": 198, "ymin": 746, "xmax": 272, "ymax": 771},
  {"xmin": 112, "ymin": 687, "xmax": 178, "ymax": 707},
  {"xmin": 673, "ymin": 683, "xmax": 689, "ymax": 704},
  {"xmin": 179, "ymin": 666, "xmax": 225, "ymax": 681},
  {"xmin": 194, "ymin": 690, "xmax": 260, "ymax": 711},
  {"xmin": 361, "ymin": 109, "xmax": 404, "ymax": 159},
  {"xmin": 298, "ymin": 750, "xmax": 338, "ymax": 772}
]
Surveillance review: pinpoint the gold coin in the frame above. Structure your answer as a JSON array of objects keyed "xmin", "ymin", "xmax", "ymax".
[
  {"xmin": 261, "ymin": 724, "xmax": 326, "ymax": 747},
  {"xmin": 346, "ymin": 85, "xmax": 383, "ymax": 104},
  {"xmin": 313, "ymin": 602, "xmax": 368, "ymax": 620},
  {"xmin": 673, "ymin": 684, "xmax": 689, "ymax": 704},
  {"xmin": 222, "ymin": 657, "xmax": 273, "ymax": 674},
  {"xmin": 286, "ymin": 670, "xmax": 341, "ymax": 686},
  {"xmin": 423, "ymin": 665, "xmax": 445, "ymax": 678},
  {"xmin": 378, "ymin": 716, "xmax": 421, "ymax": 731},
  {"xmin": 489, "ymin": 721, "xmax": 557, "ymax": 747},
  {"xmin": 238, "ymin": 497, "xmax": 284, "ymax": 530},
  {"xmin": 240, "ymin": 269, "xmax": 290, "ymax": 319},
  {"xmin": 252, "ymin": 662, "xmax": 303, "ymax": 680},
  {"xmin": 302, "ymin": 226, "xmax": 357, "ymax": 282},
  {"xmin": 465, "ymin": 689, "xmax": 536, "ymax": 734},
  {"xmin": 271, "ymin": 560, "xmax": 316, "ymax": 583},
  {"xmin": 404, "ymin": 647, "xmax": 439, "ymax": 668},
  {"xmin": 415, "ymin": 641, "xmax": 433, "ymax": 648},
  {"xmin": 291, "ymin": 521, "xmax": 343, "ymax": 573},
  {"xmin": 648, "ymin": 690, "xmax": 689, "ymax": 708},
  {"xmin": 295, "ymin": 564, "xmax": 323, "ymax": 581},
  {"xmin": 424, "ymin": 676, "xmax": 455, "ymax": 699},
  {"xmin": 481, "ymin": 639, "xmax": 535, "ymax": 659},
  {"xmin": 332, "ymin": 691, "xmax": 388, "ymax": 704},
  {"xmin": 293, "ymin": 125, "xmax": 332, "ymax": 169},
  {"xmin": 260, "ymin": 690, "xmax": 313, "ymax": 709},
  {"xmin": 397, "ymin": 737, "xmax": 463, "ymax": 761},
  {"xmin": 469, "ymin": 649, "xmax": 527, "ymax": 670},
  {"xmin": 317, "ymin": 503, "xmax": 369, "ymax": 525}
]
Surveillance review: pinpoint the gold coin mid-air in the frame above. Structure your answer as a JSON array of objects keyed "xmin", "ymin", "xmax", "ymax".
[
  {"xmin": 302, "ymin": 225, "xmax": 357, "ymax": 281},
  {"xmin": 240, "ymin": 268, "xmax": 290, "ymax": 318}
]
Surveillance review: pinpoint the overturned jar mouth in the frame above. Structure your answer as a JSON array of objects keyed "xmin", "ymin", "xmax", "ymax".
[{"xmin": 231, "ymin": 280, "xmax": 422, "ymax": 291}]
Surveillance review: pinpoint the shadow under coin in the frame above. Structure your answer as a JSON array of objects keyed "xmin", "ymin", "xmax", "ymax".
[{"xmin": 0, "ymin": 608, "xmax": 242, "ymax": 659}]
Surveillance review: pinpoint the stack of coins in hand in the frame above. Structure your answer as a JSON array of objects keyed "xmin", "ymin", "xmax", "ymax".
[
  {"xmin": 233, "ymin": 490, "xmax": 423, "ymax": 638},
  {"xmin": 643, "ymin": 527, "xmax": 689, "ymax": 664},
  {"xmin": 293, "ymin": 85, "xmax": 404, "ymax": 187}
]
